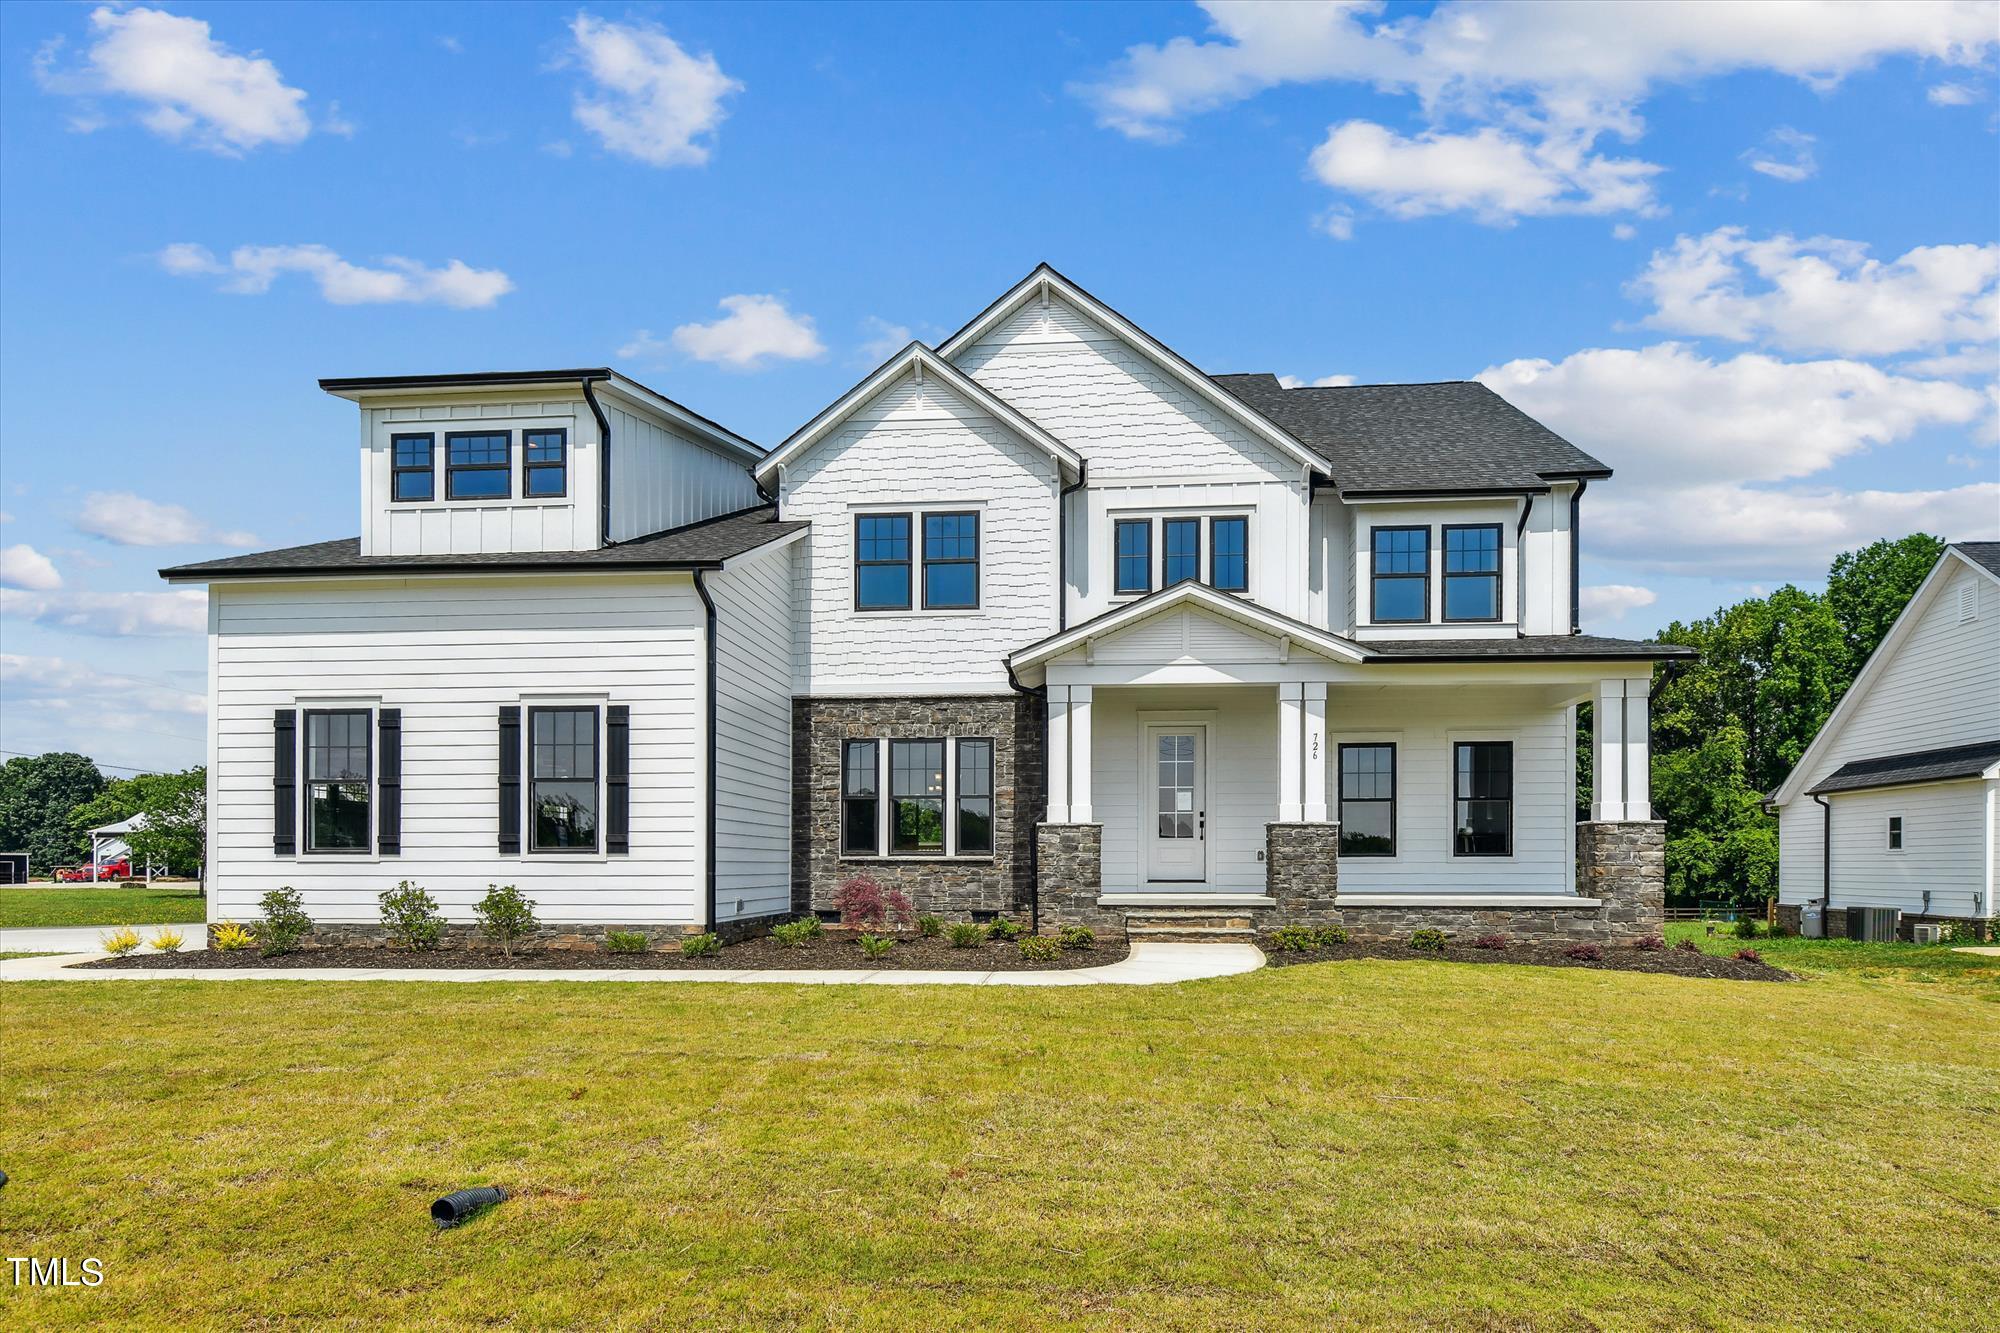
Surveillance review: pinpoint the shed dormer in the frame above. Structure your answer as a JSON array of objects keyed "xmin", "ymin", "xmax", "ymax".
[{"xmin": 320, "ymin": 369, "xmax": 765, "ymax": 558}]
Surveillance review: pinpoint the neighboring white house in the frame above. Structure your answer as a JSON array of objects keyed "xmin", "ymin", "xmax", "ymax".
[
  {"xmin": 85, "ymin": 813, "xmax": 148, "ymax": 879},
  {"xmin": 164, "ymin": 266, "xmax": 1686, "ymax": 946},
  {"xmin": 1769, "ymin": 542, "xmax": 2000, "ymax": 941}
]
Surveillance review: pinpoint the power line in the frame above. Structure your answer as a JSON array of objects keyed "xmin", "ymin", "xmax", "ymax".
[{"xmin": 0, "ymin": 749, "xmax": 169, "ymax": 775}]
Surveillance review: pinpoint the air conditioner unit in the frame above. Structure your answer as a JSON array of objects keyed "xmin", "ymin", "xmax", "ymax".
[
  {"xmin": 1846, "ymin": 906, "xmax": 1899, "ymax": 943},
  {"xmin": 1911, "ymin": 923, "xmax": 1942, "ymax": 945}
]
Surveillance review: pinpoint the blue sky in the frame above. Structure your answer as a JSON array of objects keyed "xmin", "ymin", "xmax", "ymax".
[{"xmin": 2, "ymin": 1, "xmax": 1996, "ymax": 775}]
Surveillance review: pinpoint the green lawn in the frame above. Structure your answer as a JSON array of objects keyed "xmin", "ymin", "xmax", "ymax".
[
  {"xmin": 0, "ymin": 883, "xmax": 205, "ymax": 929},
  {"xmin": 1665, "ymin": 920, "xmax": 2000, "ymax": 992},
  {"xmin": 3, "ymin": 950, "xmax": 1993, "ymax": 1329}
]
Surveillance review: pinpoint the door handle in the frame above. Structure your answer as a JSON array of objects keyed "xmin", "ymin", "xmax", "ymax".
[{"xmin": 1199, "ymin": 811, "xmax": 1206, "ymax": 840}]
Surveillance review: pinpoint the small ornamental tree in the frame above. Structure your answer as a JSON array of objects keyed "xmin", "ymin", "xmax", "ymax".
[
  {"xmin": 474, "ymin": 884, "xmax": 539, "ymax": 957},
  {"xmin": 831, "ymin": 876, "xmax": 915, "ymax": 931}
]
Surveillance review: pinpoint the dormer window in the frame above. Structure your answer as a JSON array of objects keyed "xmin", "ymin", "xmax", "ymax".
[
  {"xmin": 1371, "ymin": 526, "xmax": 1429, "ymax": 623},
  {"xmin": 524, "ymin": 429, "xmax": 567, "ymax": 498},
  {"xmin": 1443, "ymin": 524, "xmax": 1502, "ymax": 622},
  {"xmin": 391, "ymin": 434, "xmax": 434, "ymax": 502},
  {"xmin": 446, "ymin": 431, "xmax": 511, "ymax": 500}
]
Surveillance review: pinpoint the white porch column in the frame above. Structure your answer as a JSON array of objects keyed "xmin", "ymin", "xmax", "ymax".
[
  {"xmin": 1591, "ymin": 677, "xmax": 1651, "ymax": 821},
  {"xmin": 1046, "ymin": 686, "xmax": 1070, "ymax": 823},
  {"xmin": 1302, "ymin": 682, "xmax": 1329, "ymax": 822},
  {"xmin": 1623, "ymin": 676, "xmax": 1651, "ymax": 819},
  {"xmin": 1278, "ymin": 683, "xmax": 1304, "ymax": 822},
  {"xmin": 1069, "ymin": 686, "xmax": 1094, "ymax": 824}
]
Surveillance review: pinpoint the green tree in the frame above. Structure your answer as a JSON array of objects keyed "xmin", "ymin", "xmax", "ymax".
[
  {"xmin": 0, "ymin": 752, "xmax": 106, "ymax": 872},
  {"xmin": 124, "ymin": 768, "xmax": 208, "ymax": 884},
  {"xmin": 1825, "ymin": 533, "xmax": 1946, "ymax": 678}
]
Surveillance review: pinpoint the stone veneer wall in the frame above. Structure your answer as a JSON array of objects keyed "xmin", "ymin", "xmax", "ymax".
[
  {"xmin": 211, "ymin": 921, "xmax": 701, "ymax": 953},
  {"xmin": 1263, "ymin": 823, "xmax": 1341, "ymax": 924},
  {"xmin": 1774, "ymin": 902, "xmax": 1992, "ymax": 942},
  {"xmin": 1035, "ymin": 823, "xmax": 1114, "ymax": 929},
  {"xmin": 792, "ymin": 695, "xmax": 1043, "ymax": 920}
]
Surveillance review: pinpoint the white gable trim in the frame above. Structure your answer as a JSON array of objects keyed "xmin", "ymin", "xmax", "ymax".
[
  {"xmin": 754, "ymin": 343, "xmax": 1082, "ymax": 486},
  {"xmin": 938, "ymin": 264, "xmax": 1329, "ymax": 479},
  {"xmin": 1771, "ymin": 546, "xmax": 1999, "ymax": 806},
  {"xmin": 1010, "ymin": 582, "xmax": 1365, "ymax": 672}
]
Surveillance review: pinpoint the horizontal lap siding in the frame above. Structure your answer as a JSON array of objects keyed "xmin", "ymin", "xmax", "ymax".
[
  {"xmin": 210, "ymin": 576, "xmax": 703, "ymax": 925},
  {"xmin": 1824, "ymin": 782, "xmax": 1988, "ymax": 917},
  {"xmin": 710, "ymin": 541, "xmax": 797, "ymax": 923}
]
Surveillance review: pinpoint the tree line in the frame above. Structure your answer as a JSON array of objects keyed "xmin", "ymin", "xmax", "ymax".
[{"xmin": 0, "ymin": 755, "xmax": 206, "ymax": 882}]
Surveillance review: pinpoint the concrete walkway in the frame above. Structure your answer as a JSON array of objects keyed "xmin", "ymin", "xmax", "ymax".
[
  {"xmin": 0, "ymin": 923, "xmax": 198, "ymax": 956},
  {"xmin": 1953, "ymin": 945, "xmax": 2000, "ymax": 957},
  {"xmin": 0, "ymin": 941, "xmax": 1265, "ymax": 987}
]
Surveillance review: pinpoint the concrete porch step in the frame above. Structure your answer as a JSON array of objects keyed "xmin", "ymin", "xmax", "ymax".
[
  {"xmin": 1121, "ymin": 908, "xmax": 1260, "ymax": 943},
  {"xmin": 1126, "ymin": 922, "xmax": 1256, "ymax": 942}
]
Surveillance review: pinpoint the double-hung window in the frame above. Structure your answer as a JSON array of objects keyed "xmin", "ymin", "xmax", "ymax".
[
  {"xmin": 839, "ymin": 736, "xmax": 994, "ymax": 857},
  {"xmin": 1443, "ymin": 524, "xmax": 1502, "ymax": 622},
  {"xmin": 1209, "ymin": 516, "xmax": 1248, "ymax": 593},
  {"xmin": 842, "ymin": 740, "xmax": 879, "ymax": 854},
  {"xmin": 446, "ymin": 431, "xmax": 511, "ymax": 499},
  {"xmin": 922, "ymin": 512, "xmax": 979, "ymax": 609},
  {"xmin": 890, "ymin": 739, "xmax": 946, "ymax": 855},
  {"xmin": 855, "ymin": 514, "xmax": 913, "ymax": 610},
  {"xmin": 305, "ymin": 710, "xmax": 371, "ymax": 853},
  {"xmin": 523, "ymin": 428, "xmax": 567, "ymax": 497},
  {"xmin": 1163, "ymin": 517, "xmax": 1201, "ymax": 586},
  {"xmin": 1887, "ymin": 816, "xmax": 1903, "ymax": 851},
  {"xmin": 1453, "ymin": 741, "xmax": 1512, "ymax": 857},
  {"xmin": 1338, "ymin": 744, "xmax": 1396, "ymax": 856},
  {"xmin": 391, "ymin": 434, "xmax": 435, "ymax": 502},
  {"xmin": 1371, "ymin": 526, "xmax": 1429, "ymax": 623},
  {"xmin": 955, "ymin": 739, "xmax": 994, "ymax": 854},
  {"xmin": 1114, "ymin": 519, "xmax": 1152, "ymax": 595},
  {"xmin": 530, "ymin": 707, "xmax": 599, "ymax": 852}
]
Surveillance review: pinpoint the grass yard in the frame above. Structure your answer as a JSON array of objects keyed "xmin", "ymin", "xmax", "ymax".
[
  {"xmin": 1665, "ymin": 920, "xmax": 2000, "ymax": 992},
  {"xmin": 0, "ymin": 884, "xmax": 205, "ymax": 930},
  {"xmin": 2, "ymin": 951, "xmax": 1994, "ymax": 1329}
]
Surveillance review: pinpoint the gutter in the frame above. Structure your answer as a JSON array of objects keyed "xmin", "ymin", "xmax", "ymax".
[
  {"xmin": 1056, "ymin": 462, "xmax": 1087, "ymax": 632},
  {"xmin": 1004, "ymin": 656, "xmax": 1046, "ymax": 934},
  {"xmin": 581, "ymin": 375, "xmax": 613, "ymax": 547},
  {"xmin": 694, "ymin": 570, "xmax": 719, "ymax": 934}
]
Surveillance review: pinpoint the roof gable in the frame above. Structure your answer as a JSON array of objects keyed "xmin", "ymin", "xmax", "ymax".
[{"xmin": 1010, "ymin": 582, "xmax": 1364, "ymax": 675}]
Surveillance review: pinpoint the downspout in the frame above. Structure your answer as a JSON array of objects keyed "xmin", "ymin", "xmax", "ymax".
[
  {"xmin": 1568, "ymin": 478, "xmax": 1587, "ymax": 635},
  {"xmin": 1005, "ymin": 657, "xmax": 1046, "ymax": 934},
  {"xmin": 1515, "ymin": 493, "xmax": 1535, "ymax": 638},
  {"xmin": 581, "ymin": 376, "xmax": 613, "ymax": 546},
  {"xmin": 694, "ymin": 570, "xmax": 720, "ymax": 934},
  {"xmin": 1057, "ymin": 462, "xmax": 1087, "ymax": 632},
  {"xmin": 1812, "ymin": 792, "xmax": 1832, "ymax": 922}
]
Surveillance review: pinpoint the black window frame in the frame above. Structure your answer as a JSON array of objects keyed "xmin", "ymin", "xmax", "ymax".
[
  {"xmin": 1442, "ymin": 523, "xmax": 1503, "ymax": 624},
  {"xmin": 888, "ymin": 737, "xmax": 946, "ymax": 856},
  {"xmin": 390, "ymin": 433, "xmax": 436, "ymax": 503},
  {"xmin": 527, "ymin": 705, "xmax": 601, "ymax": 854},
  {"xmin": 1162, "ymin": 517, "xmax": 1202, "ymax": 588},
  {"xmin": 445, "ymin": 430, "xmax": 513, "ymax": 501},
  {"xmin": 921, "ymin": 511, "xmax": 981, "ymax": 610},
  {"xmin": 303, "ymin": 708, "xmax": 372, "ymax": 855},
  {"xmin": 853, "ymin": 512, "xmax": 914, "ymax": 612},
  {"xmin": 954, "ymin": 737, "xmax": 995, "ymax": 856},
  {"xmin": 1209, "ymin": 515, "xmax": 1249, "ymax": 593},
  {"xmin": 1114, "ymin": 519, "xmax": 1153, "ymax": 595},
  {"xmin": 1452, "ymin": 740, "xmax": 1513, "ymax": 858},
  {"xmin": 841, "ymin": 739, "xmax": 880, "ymax": 856},
  {"xmin": 1337, "ymin": 743, "xmax": 1397, "ymax": 858},
  {"xmin": 1371, "ymin": 525, "xmax": 1431, "ymax": 624},
  {"xmin": 522, "ymin": 427, "xmax": 568, "ymax": 499},
  {"xmin": 1887, "ymin": 816, "xmax": 1903, "ymax": 851}
]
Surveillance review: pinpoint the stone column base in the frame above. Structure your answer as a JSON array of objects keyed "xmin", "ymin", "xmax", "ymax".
[
  {"xmin": 1574, "ymin": 819, "xmax": 1666, "ymax": 944},
  {"xmin": 1036, "ymin": 823, "xmax": 1114, "ymax": 930},
  {"xmin": 1264, "ymin": 822, "xmax": 1340, "ymax": 923}
]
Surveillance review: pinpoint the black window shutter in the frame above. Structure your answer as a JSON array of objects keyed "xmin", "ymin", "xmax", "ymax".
[
  {"xmin": 377, "ymin": 709, "xmax": 402, "ymax": 856},
  {"xmin": 606, "ymin": 704, "xmax": 630, "ymax": 855},
  {"xmin": 498, "ymin": 706, "xmax": 522, "ymax": 854},
  {"xmin": 273, "ymin": 709, "xmax": 296, "ymax": 855}
]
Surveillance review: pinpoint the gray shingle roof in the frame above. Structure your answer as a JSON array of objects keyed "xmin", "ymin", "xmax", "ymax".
[
  {"xmin": 161, "ymin": 506, "xmax": 805, "ymax": 580},
  {"xmin": 1360, "ymin": 635, "xmax": 1692, "ymax": 662},
  {"xmin": 1807, "ymin": 740, "xmax": 2000, "ymax": 796},
  {"xmin": 1211, "ymin": 373, "xmax": 1610, "ymax": 495},
  {"xmin": 1953, "ymin": 541, "xmax": 2000, "ymax": 578}
]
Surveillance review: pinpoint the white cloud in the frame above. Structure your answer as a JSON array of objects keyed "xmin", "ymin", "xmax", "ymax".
[
  {"xmin": 1928, "ymin": 81, "xmax": 1981, "ymax": 105},
  {"xmin": 1316, "ymin": 206, "xmax": 1356, "ymax": 241},
  {"xmin": 34, "ymin": 6, "xmax": 313, "ymax": 155},
  {"xmin": 1743, "ymin": 125, "xmax": 1817, "ymax": 182},
  {"xmin": 616, "ymin": 329, "xmax": 673, "ymax": 362},
  {"xmin": 1578, "ymin": 583, "xmax": 1658, "ymax": 621},
  {"xmin": 0, "ymin": 587, "xmax": 207, "ymax": 637},
  {"xmin": 567, "ymin": 14, "xmax": 741, "ymax": 167},
  {"xmin": 670, "ymin": 295, "xmax": 824, "ymax": 370},
  {"xmin": 0, "ymin": 544, "xmax": 63, "ymax": 592},
  {"xmin": 75, "ymin": 492, "xmax": 257, "ymax": 549},
  {"xmin": 158, "ymin": 243, "xmax": 513, "ymax": 309},
  {"xmin": 1309, "ymin": 120, "xmax": 1661, "ymax": 222},
  {"xmin": 1631, "ymin": 228, "xmax": 2000, "ymax": 358},
  {"xmin": 1612, "ymin": 223, "xmax": 1638, "ymax": 241},
  {"xmin": 857, "ymin": 317, "xmax": 913, "ymax": 365},
  {"xmin": 1277, "ymin": 373, "xmax": 1357, "ymax": 388},
  {"xmin": 439, "ymin": 35, "xmax": 464, "ymax": 56},
  {"xmin": 1, "ymin": 653, "xmax": 206, "ymax": 719},
  {"xmin": 1899, "ymin": 345, "xmax": 2000, "ymax": 379}
]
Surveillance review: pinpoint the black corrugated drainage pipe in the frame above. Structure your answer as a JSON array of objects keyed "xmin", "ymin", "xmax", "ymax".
[
  {"xmin": 581, "ymin": 376, "xmax": 613, "ymax": 546},
  {"xmin": 1005, "ymin": 657, "xmax": 1045, "ymax": 934},
  {"xmin": 1056, "ymin": 462, "xmax": 1087, "ymax": 632},
  {"xmin": 694, "ymin": 570, "xmax": 719, "ymax": 934},
  {"xmin": 432, "ymin": 1185, "xmax": 507, "ymax": 1229}
]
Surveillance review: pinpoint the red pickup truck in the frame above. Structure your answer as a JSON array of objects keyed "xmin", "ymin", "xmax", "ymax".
[{"xmin": 54, "ymin": 860, "xmax": 133, "ymax": 883}]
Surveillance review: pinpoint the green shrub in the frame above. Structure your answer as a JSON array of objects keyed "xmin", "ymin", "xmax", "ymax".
[
  {"xmin": 917, "ymin": 913, "xmax": 944, "ymax": 938},
  {"xmin": 680, "ymin": 932, "xmax": 721, "ymax": 959},
  {"xmin": 604, "ymin": 931, "xmax": 649, "ymax": 954},
  {"xmin": 772, "ymin": 918, "xmax": 819, "ymax": 948},
  {"xmin": 1408, "ymin": 928, "xmax": 1447, "ymax": 953},
  {"xmin": 984, "ymin": 917, "xmax": 1025, "ymax": 942},
  {"xmin": 858, "ymin": 933, "xmax": 896, "ymax": 960},
  {"xmin": 1270, "ymin": 924, "xmax": 1321, "ymax": 952},
  {"xmin": 99, "ymin": 926, "xmax": 141, "ymax": 956},
  {"xmin": 1314, "ymin": 924, "xmax": 1350, "ymax": 946},
  {"xmin": 1058, "ymin": 925, "xmax": 1096, "ymax": 951},
  {"xmin": 1018, "ymin": 935, "xmax": 1063, "ymax": 963},
  {"xmin": 256, "ymin": 886, "xmax": 313, "ymax": 957},
  {"xmin": 212, "ymin": 921, "xmax": 255, "ymax": 952},
  {"xmin": 946, "ymin": 921, "xmax": 984, "ymax": 949},
  {"xmin": 1733, "ymin": 916, "xmax": 1759, "ymax": 940},
  {"xmin": 474, "ymin": 883, "xmax": 539, "ymax": 957},
  {"xmin": 378, "ymin": 881, "xmax": 444, "ymax": 951}
]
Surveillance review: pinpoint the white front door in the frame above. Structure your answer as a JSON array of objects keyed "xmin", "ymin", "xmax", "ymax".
[{"xmin": 1145, "ymin": 725, "xmax": 1207, "ymax": 882}]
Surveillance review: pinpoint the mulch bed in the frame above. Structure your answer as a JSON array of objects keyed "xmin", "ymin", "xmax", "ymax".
[
  {"xmin": 1257, "ymin": 936, "xmax": 1795, "ymax": 982},
  {"xmin": 80, "ymin": 931, "xmax": 1126, "ymax": 973}
]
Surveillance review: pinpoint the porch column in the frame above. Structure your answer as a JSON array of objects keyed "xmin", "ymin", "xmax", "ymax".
[
  {"xmin": 1069, "ymin": 686, "xmax": 1094, "ymax": 824},
  {"xmin": 1592, "ymin": 677, "xmax": 1652, "ymax": 821},
  {"xmin": 1278, "ymin": 683, "xmax": 1304, "ymax": 822},
  {"xmin": 1302, "ymin": 682, "xmax": 1328, "ymax": 822},
  {"xmin": 1046, "ymin": 686, "xmax": 1070, "ymax": 823}
]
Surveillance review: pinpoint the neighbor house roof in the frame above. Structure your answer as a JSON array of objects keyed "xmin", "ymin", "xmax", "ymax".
[
  {"xmin": 161, "ymin": 506, "xmax": 805, "ymax": 581},
  {"xmin": 1952, "ymin": 540, "xmax": 2000, "ymax": 579},
  {"xmin": 1806, "ymin": 740, "xmax": 2000, "ymax": 796},
  {"xmin": 1210, "ymin": 373, "xmax": 1610, "ymax": 495}
]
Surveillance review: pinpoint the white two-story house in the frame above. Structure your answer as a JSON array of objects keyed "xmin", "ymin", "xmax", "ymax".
[{"xmin": 166, "ymin": 266, "xmax": 1683, "ymax": 946}]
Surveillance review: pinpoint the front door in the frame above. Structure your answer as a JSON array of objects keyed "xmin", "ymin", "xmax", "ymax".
[{"xmin": 1145, "ymin": 725, "xmax": 1207, "ymax": 882}]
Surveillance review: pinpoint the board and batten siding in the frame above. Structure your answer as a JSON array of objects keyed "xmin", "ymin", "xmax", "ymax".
[
  {"xmin": 708, "ymin": 539, "xmax": 798, "ymax": 923},
  {"xmin": 208, "ymin": 574, "xmax": 706, "ymax": 926},
  {"xmin": 781, "ymin": 367, "xmax": 1061, "ymax": 695},
  {"xmin": 604, "ymin": 394, "xmax": 763, "ymax": 542},
  {"xmin": 1778, "ymin": 558, "xmax": 2000, "ymax": 917}
]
